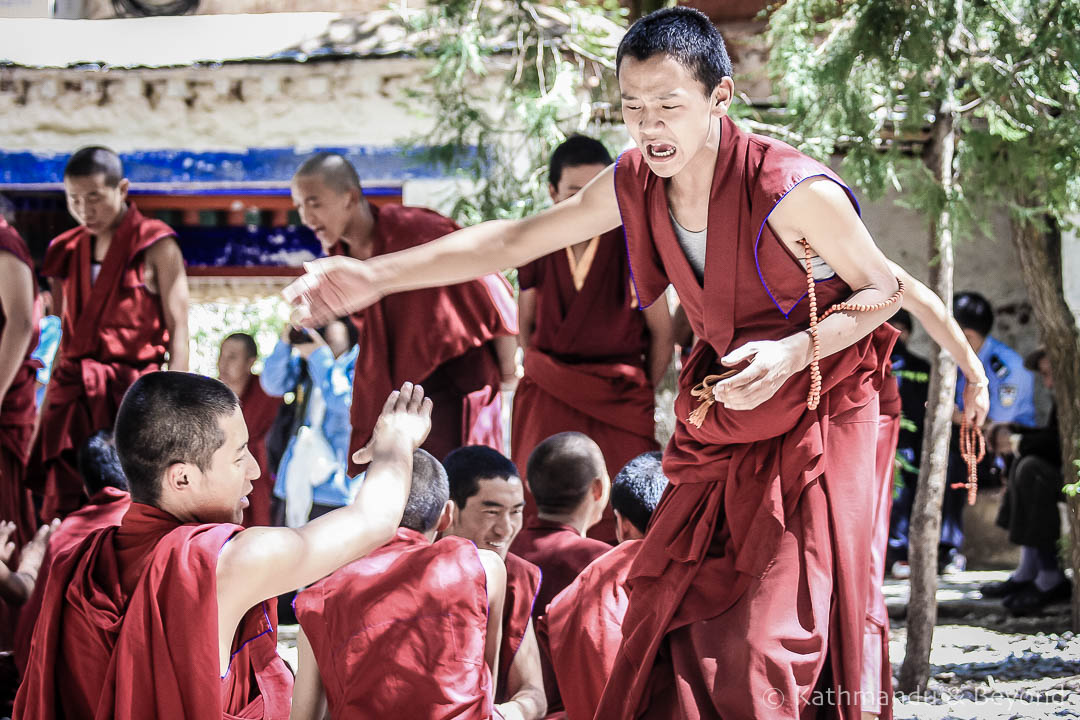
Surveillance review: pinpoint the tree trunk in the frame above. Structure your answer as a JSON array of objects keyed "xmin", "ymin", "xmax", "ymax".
[
  {"xmin": 1009, "ymin": 214, "xmax": 1080, "ymax": 630},
  {"xmin": 898, "ymin": 99, "xmax": 958, "ymax": 695}
]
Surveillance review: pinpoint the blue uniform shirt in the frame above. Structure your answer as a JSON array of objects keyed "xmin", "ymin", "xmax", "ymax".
[{"xmin": 956, "ymin": 335, "xmax": 1036, "ymax": 427}]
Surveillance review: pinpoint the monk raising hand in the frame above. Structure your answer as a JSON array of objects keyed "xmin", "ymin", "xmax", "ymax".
[{"xmin": 17, "ymin": 374, "xmax": 431, "ymax": 720}]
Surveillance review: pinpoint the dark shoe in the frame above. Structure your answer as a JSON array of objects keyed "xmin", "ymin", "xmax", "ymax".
[
  {"xmin": 979, "ymin": 577, "xmax": 1033, "ymax": 598},
  {"xmin": 1004, "ymin": 580, "xmax": 1073, "ymax": 616}
]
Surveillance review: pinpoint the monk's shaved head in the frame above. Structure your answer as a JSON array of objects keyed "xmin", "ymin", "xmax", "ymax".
[
  {"xmin": 611, "ymin": 451, "xmax": 668, "ymax": 535},
  {"xmin": 526, "ymin": 432, "xmax": 606, "ymax": 514},
  {"xmin": 64, "ymin": 145, "xmax": 124, "ymax": 187},
  {"xmin": 115, "ymin": 372, "xmax": 239, "ymax": 506},
  {"xmin": 400, "ymin": 449, "xmax": 449, "ymax": 533},
  {"xmin": 294, "ymin": 152, "xmax": 362, "ymax": 195}
]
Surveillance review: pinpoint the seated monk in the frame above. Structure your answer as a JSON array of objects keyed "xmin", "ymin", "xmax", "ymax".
[
  {"xmin": 15, "ymin": 430, "xmax": 132, "ymax": 675},
  {"xmin": 217, "ymin": 332, "xmax": 280, "ymax": 527},
  {"xmin": 509, "ymin": 432, "xmax": 612, "ymax": 713},
  {"xmin": 540, "ymin": 451, "xmax": 669, "ymax": 720},
  {"xmin": 291, "ymin": 449, "xmax": 507, "ymax": 719},
  {"xmin": 444, "ymin": 446, "xmax": 547, "ymax": 720},
  {"xmin": 16, "ymin": 373, "xmax": 432, "ymax": 719}
]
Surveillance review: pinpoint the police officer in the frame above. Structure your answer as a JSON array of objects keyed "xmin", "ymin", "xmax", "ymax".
[{"xmin": 939, "ymin": 291, "xmax": 1036, "ymax": 573}]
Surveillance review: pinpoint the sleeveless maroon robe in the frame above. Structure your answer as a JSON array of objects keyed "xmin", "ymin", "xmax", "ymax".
[
  {"xmin": 14, "ymin": 486, "xmax": 132, "ymax": 676},
  {"xmin": 540, "ymin": 539, "xmax": 641, "ymax": 720},
  {"xmin": 497, "ymin": 552, "xmax": 541, "ymax": 704},
  {"xmin": 596, "ymin": 118, "xmax": 897, "ymax": 719},
  {"xmin": 509, "ymin": 518, "xmax": 611, "ymax": 712},
  {"xmin": 0, "ymin": 217, "xmax": 40, "ymax": 548},
  {"xmin": 295, "ymin": 528, "xmax": 494, "ymax": 718},
  {"xmin": 37, "ymin": 205, "xmax": 175, "ymax": 520},
  {"xmin": 239, "ymin": 375, "xmax": 279, "ymax": 527},
  {"xmin": 512, "ymin": 230, "xmax": 658, "ymax": 542},
  {"xmin": 332, "ymin": 203, "xmax": 516, "ymax": 470},
  {"xmin": 15, "ymin": 503, "xmax": 292, "ymax": 719}
]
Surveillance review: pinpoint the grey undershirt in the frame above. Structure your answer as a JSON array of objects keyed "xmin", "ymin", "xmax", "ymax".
[{"xmin": 669, "ymin": 211, "xmax": 707, "ymax": 282}]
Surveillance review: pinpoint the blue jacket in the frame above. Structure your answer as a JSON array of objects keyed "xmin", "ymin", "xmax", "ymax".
[{"xmin": 260, "ymin": 340, "xmax": 361, "ymax": 507}]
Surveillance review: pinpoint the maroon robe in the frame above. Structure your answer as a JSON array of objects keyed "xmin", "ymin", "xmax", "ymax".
[
  {"xmin": 497, "ymin": 552, "xmax": 541, "ymax": 704},
  {"xmin": 15, "ymin": 502, "xmax": 292, "ymax": 719},
  {"xmin": 0, "ymin": 217, "xmax": 40, "ymax": 548},
  {"xmin": 14, "ymin": 486, "xmax": 132, "ymax": 676},
  {"xmin": 512, "ymin": 230, "xmax": 658, "ymax": 542},
  {"xmin": 239, "ymin": 375, "xmax": 279, "ymax": 527},
  {"xmin": 295, "ymin": 528, "xmax": 494, "ymax": 718},
  {"xmin": 540, "ymin": 539, "xmax": 641, "ymax": 720},
  {"xmin": 864, "ymin": 362, "xmax": 901, "ymax": 718},
  {"xmin": 596, "ymin": 118, "xmax": 897, "ymax": 719},
  {"xmin": 37, "ymin": 205, "xmax": 175, "ymax": 520},
  {"xmin": 332, "ymin": 204, "xmax": 516, "ymax": 470}
]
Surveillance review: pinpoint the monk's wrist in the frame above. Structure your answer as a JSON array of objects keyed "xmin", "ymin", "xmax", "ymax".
[
  {"xmin": 783, "ymin": 331, "xmax": 814, "ymax": 372},
  {"xmin": 365, "ymin": 254, "xmax": 400, "ymax": 298}
]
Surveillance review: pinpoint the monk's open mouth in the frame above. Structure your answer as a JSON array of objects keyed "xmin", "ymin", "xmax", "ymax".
[{"xmin": 647, "ymin": 143, "xmax": 677, "ymax": 160}]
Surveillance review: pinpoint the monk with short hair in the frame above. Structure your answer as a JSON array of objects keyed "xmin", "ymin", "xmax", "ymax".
[
  {"xmin": 217, "ymin": 331, "xmax": 280, "ymax": 527},
  {"xmin": 541, "ymin": 451, "xmax": 669, "ymax": 720},
  {"xmin": 37, "ymin": 146, "xmax": 189, "ymax": 521},
  {"xmin": 513, "ymin": 135, "xmax": 671, "ymax": 542},
  {"xmin": 17, "ymin": 373, "xmax": 432, "ymax": 719},
  {"xmin": 292, "ymin": 448, "xmax": 507, "ymax": 720},
  {"xmin": 286, "ymin": 7, "xmax": 906, "ymax": 717},
  {"xmin": 443, "ymin": 445, "xmax": 547, "ymax": 720},
  {"xmin": 291, "ymin": 153, "xmax": 518, "ymax": 465}
]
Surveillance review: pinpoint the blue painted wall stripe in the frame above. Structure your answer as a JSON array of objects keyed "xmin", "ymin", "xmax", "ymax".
[{"xmin": 0, "ymin": 146, "xmax": 470, "ymax": 188}]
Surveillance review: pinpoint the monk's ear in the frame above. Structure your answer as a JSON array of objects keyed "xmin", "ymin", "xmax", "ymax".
[
  {"xmin": 117, "ymin": 178, "xmax": 131, "ymax": 202},
  {"xmin": 435, "ymin": 501, "xmax": 453, "ymax": 534},
  {"xmin": 346, "ymin": 187, "xmax": 363, "ymax": 209},
  {"xmin": 548, "ymin": 183, "xmax": 559, "ymax": 204},
  {"xmin": 162, "ymin": 462, "xmax": 191, "ymax": 495},
  {"xmin": 711, "ymin": 77, "xmax": 735, "ymax": 118}
]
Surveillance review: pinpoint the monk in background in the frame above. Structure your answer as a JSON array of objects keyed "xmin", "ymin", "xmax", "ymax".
[
  {"xmin": 540, "ymin": 451, "xmax": 669, "ymax": 720},
  {"xmin": 0, "ymin": 205, "xmax": 40, "ymax": 547},
  {"xmin": 510, "ymin": 432, "xmax": 611, "ymax": 713},
  {"xmin": 37, "ymin": 146, "xmax": 189, "ymax": 521},
  {"xmin": 14, "ymin": 430, "xmax": 132, "ymax": 676},
  {"xmin": 217, "ymin": 332, "xmax": 280, "ymax": 527},
  {"xmin": 513, "ymin": 136, "xmax": 671, "ymax": 543},
  {"xmin": 291, "ymin": 153, "xmax": 519, "ymax": 465},
  {"xmin": 17, "ymin": 374, "xmax": 431, "ymax": 719},
  {"xmin": 292, "ymin": 448, "xmax": 506, "ymax": 720},
  {"xmin": 443, "ymin": 445, "xmax": 547, "ymax": 720}
]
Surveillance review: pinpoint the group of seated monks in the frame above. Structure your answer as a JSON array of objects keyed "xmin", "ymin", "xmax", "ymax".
[{"xmin": 5, "ymin": 373, "xmax": 666, "ymax": 719}]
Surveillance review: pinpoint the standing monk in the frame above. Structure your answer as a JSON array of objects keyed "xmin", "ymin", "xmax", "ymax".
[
  {"xmin": 284, "ymin": 8, "xmax": 908, "ymax": 716},
  {"xmin": 37, "ymin": 146, "xmax": 189, "ymax": 521},
  {"xmin": 443, "ymin": 445, "xmax": 547, "ymax": 720},
  {"xmin": 291, "ymin": 153, "xmax": 519, "ymax": 465},
  {"xmin": 291, "ymin": 449, "xmax": 507, "ymax": 720},
  {"xmin": 16, "ymin": 373, "xmax": 431, "ymax": 719},
  {"xmin": 217, "ymin": 332, "xmax": 280, "ymax": 527},
  {"xmin": 541, "ymin": 451, "xmax": 669, "ymax": 720},
  {"xmin": 514, "ymin": 136, "xmax": 672, "ymax": 542},
  {"xmin": 0, "ymin": 209, "xmax": 40, "ymax": 546}
]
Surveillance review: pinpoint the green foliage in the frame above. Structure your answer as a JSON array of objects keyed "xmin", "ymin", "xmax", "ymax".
[
  {"xmin": 763, "ymin": 0, "xmax": 1080, "ymax": 232},
  {"xmin": 188, "ymin": 296, "xmax": 290, "ymax": 377},
  {"xmin": 1065, "ymin": 455, "xmax": 1080, "ymax": 498},
  {"xmin": 399, "ymin": 0, "xmax": 627, "ymax": 225}
]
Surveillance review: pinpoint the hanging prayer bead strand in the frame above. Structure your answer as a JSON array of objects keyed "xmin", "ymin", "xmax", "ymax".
[{"xmin": 950, "ymin": 419, "xmax": 986, "ymax": 505}]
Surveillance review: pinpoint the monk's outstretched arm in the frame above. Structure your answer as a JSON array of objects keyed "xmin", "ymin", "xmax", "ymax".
[
  {"xmin": 714, "ymin": 177, "xmax": 901, "ymax": 410},
  {"xmin": 0, "ymin": 253, "xmax": 36, "ymax": 406},
  {"xmin": 643, "ymin": 293, "xmax": 675, "ymax": 387},
  {"xmin": 887, "ymin": 260, "xmax": 990, "ymax": 425},
  {"xmin": 146, "ymin": 238, "xmax": 190, "ymax": 372},
  {"xmin": 496, "ymin": 619, "xmax": 547, "ymax": 720},
  {"xmin": 290, "ymin": 629, "xmax": 328, "ymax": 720},
  {"xmin": 216, "ymin": 383, "xmax": 431, "ymax": 624},
  {"xmin": 284, "ymin": 166, "xmax": 623, "ymax": 327}
]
